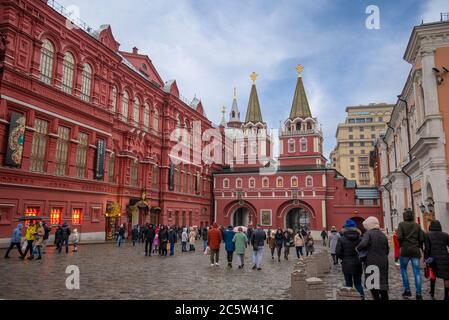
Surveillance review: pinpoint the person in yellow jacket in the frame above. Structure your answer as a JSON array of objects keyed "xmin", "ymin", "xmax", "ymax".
[{"xmin": 21, "ymin": 220, "xmax": 37, "ymax": 260}]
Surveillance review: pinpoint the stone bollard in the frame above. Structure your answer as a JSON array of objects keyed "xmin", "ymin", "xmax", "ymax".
[
  {"xmin": 304, "ymin": 255, "xmax": 318, "ymax": 278},
  {"xmin": 293, "ymin": 259, "xmax": 306, "ymax": 272},
  {"xmin": 320, "ymin": 248, "xmax": 332, "ymax": 273},
  {"xmin": 336, "ymin": 287, "xmax": 361, "ymax": 300},
  {"xmin": 305, "ymin": 277, "xmax": 326, "ymax": 300},
  {"xmin": 291, "ymin": 269, "xmax": 307, "ymax": 300}
]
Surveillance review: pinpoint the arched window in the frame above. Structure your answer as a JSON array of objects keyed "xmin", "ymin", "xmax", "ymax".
[
  {"xmin": 133, "ymin": 96, "xmax": 140, "ymax": 126},
  {"xmin": 80, "ymin": 63, "xmax": 92, "ymax": 102},
  {"xmin": 291, "ymin": 177, "xmax": 298, "ymax": 188},
  {"xmin": 40, "ymin": 39, "xmax": 54, "ymax": 85},
  {"xmin": 153, "ymin": 108, "xmax": 159, "ymax": 132},
  {"xmin": 61, "ymin": 52, "xmax": 75, "ymax": 93},
  {"xmin": 236, "ymin": 178, "xmax": 242, "ymax": 189},
  {"xmin": 262, "ymin": 177, "xmax": 269, "ymax": 188},
  {"xmin": 300, "ymin": 138, "xmax": 307, "ymax": 152},
  {"xmin": 176, "ymin": 116, "xmax": 181, "ymax": 129},
  {"xmin": 296, "ymin": 122, "xmax": 301, "ymax": 131},
  {"xmin": 122, "ymin": 91, "xmax": 129, "ymax": 121},
  {"xmin": 143, "ymin": 103, "xmax": 150, "ymax": 131},
  {"xmin": 306, "ymin": 176, "xmax": 313, "ymax": 187},
  {"xmin": 223, "ymin": 178, "xmax": 229, "ymax": 189},
  {"xmin": 249, "ymin": 177, "xmax": 256, "ymax": 188},
  {"xmin": 111, "ymin": 86, "xmax": 118, "ymax": 113},
  {"xmin": 288, "ymin": 139, "xmax": 295, "ymax": 153},
  {"xmin": 276, "ymin": 177, "xmax": 284, "ymax": 188}
]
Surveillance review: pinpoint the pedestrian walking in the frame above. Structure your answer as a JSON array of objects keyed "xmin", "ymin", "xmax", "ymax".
[
  {"xmin": 250, "ymin": 225, "xmax": 266, "ymax": 270},
  {"xmin": 34, "ymin": 222, "xmax": 45, "ymax": 260},
  {"xmin": 189, "ymin": 228, "xmax": 196, "ymax": 252},
  {"xmin": 392, "ymin": 228, "xmax": 400, "ymax": 266},
  {"xmin": 357, "ymin": 216, "xmax": 390, "ymax": 300},
  {"xmin": 181, "ymin": 227, "xmax": 188, "ymax": 252},
  {"xmin": 305, "ymin": 232, "xmax": 315, "ymax": 256},
  {"xmin": 321, "ymin": 229, "xmax": 328, "ymax": 246},
  {"xmin": 159, "ymin": 225, "xmax": 169, "ymax": 256},
  {"xmin": 54, "ymin": 225, "xmax": 63, "ymax": 252},
  {"xmin": 21, "ymin": 220, "xmax": 37, "ymax": 260},
  {"xmin": 152, "ymin": 232, "xmax": 159, "ymax": 254},
  {"xmin": 233, "ymin": 227, "xmax": 248, "ymax": 269},
  {"xmin": 336, "ymin": 219, "xmax": 364, "ymax": 299},
  {"xmin": 247, "ymin": 227, "xmax": 253, "ymax": 245},
  {"xmin": 328, "ymin": 226, "xmax": 341, "ymax": 265},
  {"xmin": 283, "ymin": 229, "xmax": 293, "ymax": 260},
  {"xmin": 208, "ymin": 223, "xmax": 222, "ymax": 266},
  {"xmin": 424, "ymin": 220, "xmax": 449, "ymax": 301},
  {"xmin": 268, "ymin": 230, "xmax": 276, "ymax": 259},
  {"xmin": 143, "ymin": 224, "xmax": 156, "ymax": 256},
  {"xmin": 274, "ymin": 228, "xmax": 284, "ymax": 262},
  {"xmin": 131, "ymin": 225, "xmax": 139, "ymax": 247},
  {"xmin": 294, "ymin": 230, "xmax": 305, "ymax": 259},
  {"xmin": 72, "ymin": 228, "xmax": 80, "ymax": 252},
  {"xmin": 398, "ymin": 208, "xmax": 425, "ymax": 300},
  {"xmin": 116, "ymin": 224, "xmax": 125, "ymax": 247},
  {"xmin": 60, "ymin": 222, "xmax": 71, "ymax": 253},
  {"xmin": 42, "ymin": 221, "xmax": 51, "ymax": 254},
  {"xmin": 168, "ymin": 226, "xmax": 177, "ymax": 256},
  {"xmin": 4, "ymin": 223, "xmax": 24, "ymax": 259},
  {"xmin": 223, "ymin": 225, "xmax": 236, "ymax": 268},
  {"xmin": 202, "ymin": 227, "xmax": 208, "ymax": 251}
]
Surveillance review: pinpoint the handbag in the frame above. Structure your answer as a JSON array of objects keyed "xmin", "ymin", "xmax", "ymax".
[{"xmin": 424, "ymin": 265, "xmax": 436, "ymax": 280}]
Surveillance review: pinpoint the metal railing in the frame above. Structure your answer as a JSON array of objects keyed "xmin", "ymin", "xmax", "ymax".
[
  {"xmin": 46, "ymin": 0, "xmax": 94, "ymax": 34},
  {"xmin": 442, "ymin": 12, "xmax": 449, "ymax": 21}
]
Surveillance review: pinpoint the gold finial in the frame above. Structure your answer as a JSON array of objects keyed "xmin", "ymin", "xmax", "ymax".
[
  {"xmin": 296, "ymin": 64, "xmax": 304, "ymax": 77},
  {"xmin": 233, "ymin": 87, "xmax": 237, "ymax": 99},
  {"xmin": 250, "ymin": 72, "xmax": 258, "ymax": 84}
]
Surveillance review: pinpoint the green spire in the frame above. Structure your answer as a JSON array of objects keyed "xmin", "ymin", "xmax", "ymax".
[
  {"xmin": 289, "ymin": 73, "xmax": 312, "ymax": 119},
  {"xmin": 245, "ymin": 77, "xmax": 263, "ymax": 123}
]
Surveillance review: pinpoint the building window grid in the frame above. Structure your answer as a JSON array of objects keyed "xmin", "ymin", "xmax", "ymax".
[
  {"xmin": 30, "ymin": 119, "xmax": 49, "ymax": 173},
  {"xmin": 80, "ymin": 64, "xmax": 92, "ymax": 102},
  {"xmin": 122, "ymin": 91, "xmax": 129, "ymax": 121},
  {"xmin": 143, "ymin": 103, "xmax": 150, "ymax": 131},
  {"xmin": 39, "ymin": 40, "xmax": 54, "ymax": 85},
  {"xmin": 133, "ymin": 97, "xmax": 140, "ymax": 127},
  {"xmin": 152, "ymin": 166, "xmax": 159, "ymax": 189},
  {"xmin": 111, "ymin": 86, "xmax": 117, "ymax": 113},
  {"xmin": 61, "ymin": 53, "xmax": 75, "ymax": 94},
  {"xmin": 108, "ymin": 154, "xmax": 115, "ymax": 183},
  {"xmin": 75, "ymin": 132, "xmax": 88, "ymax": 178},
  {"xmin": 55, "ymin": 126, "xmax": 70, "ymax": 176},
  {"xmin": 130, "ymin": 160, "xmax": 138, "ymax": 187}
]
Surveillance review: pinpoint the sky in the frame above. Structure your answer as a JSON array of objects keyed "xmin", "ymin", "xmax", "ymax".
[{"xmin": 56, "ymin": 0, "xmax": 448, "ymax": 158}]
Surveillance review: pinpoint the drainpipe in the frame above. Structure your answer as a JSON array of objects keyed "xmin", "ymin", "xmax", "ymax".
[{"xmin": 398, "ymin": 97, "xmax": 415, "ymax": 215}]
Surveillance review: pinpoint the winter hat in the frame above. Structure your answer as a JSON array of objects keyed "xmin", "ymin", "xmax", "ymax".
[
  {"xmin": 363, "ymin": 216, "xmax": 380, "ymax": 230},
  {"xmin": 344, "ymin": 219, "xmax": 356, "ymax": 228}
]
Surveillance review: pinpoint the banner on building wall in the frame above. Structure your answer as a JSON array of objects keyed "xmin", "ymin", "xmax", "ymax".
[
  {"xmin": 5, "ymin": 112, "xmax": 26, "ymax": 168},
  {"xmin": 95, "ymin": 138, "xmax": 106, "ymax": 180},
  {"xmin": 168, "ymin": 162, "xmax": 175, "ymax": 191}
]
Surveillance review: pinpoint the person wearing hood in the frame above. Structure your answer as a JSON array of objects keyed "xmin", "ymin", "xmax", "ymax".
[
  {"xmin": 5, "ymin": 223, "xmax": 24, "ymax": 259},
  {"xmin": 208, "ymin": 223, "xmax": 223, "ymax": 266},
  {"xmin": 357, "ymin": 216, "xmax": 389, "ymax": 300},
  {"xmin": 72, "ymin": 228, "xmax": 80, "ymax": 252},
  {"xmin": 336, "ymin": 219, "xmax": 364, "ymax": 299},
  {"xmin": 223, "ymin": 226, "xmax": 236, "ymax": 268},
  {"xmin": 274, "ymin": 228, "xmax": 284, "ymax": 262},
  {"xmin": 424, "ymin": 220, "xmax": 449, "ymax": 301},
  {"xmin": 397, "ymin": 208, "xmax": 425, "ymax": 300},
  {"xmin": 328, "ymin": 226, "xmax": 341, "ymax": 265},
  {"xmin": 233, "ymin": 227, "xmax": 248, "ymax": 269},
  {"xmin": 181, "ymin": 227, "xmax": 188, "ymax": 252},
  {"xmin": 168, "ymin": 226, "xmax": 177, "ymax": 256}
]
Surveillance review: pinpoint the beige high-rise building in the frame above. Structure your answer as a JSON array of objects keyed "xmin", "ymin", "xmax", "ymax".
[{"xmin": 330, "ymin": 103, "xmax": 393, "ymax": 186}]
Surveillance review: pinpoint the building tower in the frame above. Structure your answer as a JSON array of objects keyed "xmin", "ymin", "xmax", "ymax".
[
  {"xmin": 278, "ymin": 65, "xmax": 326, "ymax": 167},
  {"xmin": 227, "ymin": 88, "xmax": 241, "ymax": 128}
]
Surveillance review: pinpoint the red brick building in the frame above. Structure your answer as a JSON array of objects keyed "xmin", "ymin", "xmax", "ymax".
[
  {"xmin": 213, "ymin": 67, "xmax": 383, "ymax": 235},
  {"xmin": 0, "ymin": 0, "xmax": 213, "ymax": 245}
]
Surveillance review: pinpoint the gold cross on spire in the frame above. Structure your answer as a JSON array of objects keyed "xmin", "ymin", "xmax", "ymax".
[
  {"xmin": 296, "ymin": 64, "xmax": 304, "ymax": 78},
  {"xmin": 250, "ymin": 72, "xmax": 258, "ymax": 84}
]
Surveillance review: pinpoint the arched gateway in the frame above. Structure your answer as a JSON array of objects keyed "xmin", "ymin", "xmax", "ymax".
[{"xmin": 286, "ymin": 208, "xmax": 311, "ymax": 231}]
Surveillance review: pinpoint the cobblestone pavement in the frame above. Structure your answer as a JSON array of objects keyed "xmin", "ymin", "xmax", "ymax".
[{"xmin": 0, "ymin": 241, "xmax": 444, "ymax": 300}]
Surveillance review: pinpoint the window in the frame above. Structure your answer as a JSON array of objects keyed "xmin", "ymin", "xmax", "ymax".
[
  {"xmin": 366, "ymin": 118, "xmax": 373, "ymax": 123},
  {"xmin": 350, "ymin": 158, "xmax": 355, "ymax": 163},
  {"xmin": 360, "ymin": 142, "xmax": 365, "ymax": 147},
  {"xmin": 249, "ymin": 178, "xmax": 255, "ymax": 188},
  {"xmin": 306, "ymin": 176, "xmax": 313, "ymax": 187},
  {"xmin": 153, "ymin": 108, "xmax": 159, "ymax": 132},
  {"xmin": 71, "ymin": 208, "xmax": 83, "ymax": 225},
  {"xmin": 262, "ymin": 177, "xmax": 269, "ymax": 188},
  {"xmin": 111, "ymin": 86, "xmax": 118, "ymax": 113},
  {"xmin": 349, "ymin": 127, "xmax": 353, "ymax": 132},
  {"xmin": 360, "ymin": 172, "xmax": 369, "ymax": 178},
  {"xmin": 288, "ymin": 139, "xmax": 295, "ymax": 153},
  {"xmin": 291, "ymin": 177, "xmax": 298, "ymax": 188},
  {"xmin": 130, "ymin": 159, "xmax": 138, "ymax": 186},
  {"xmin": 236, "ymin": 178, "xmax": 242, "ymax": 188},
  {"xmin": 356, "ymin": 118, "xmax": 365, "ymax": 123},
  {"xmin": 80, "ymin": 63, "xmax": 92, "ymax": 102},
  {"xmin": 371, "ymin": 134, "xmax": 376, "ymax": 139},
  {"xmin": 55, "ymin": 126, "xmax": 70, "ymax": 176},
  {"xmin": 359, "ymin": 127, "xmax": 364, "ymax": 132},
  {"xmin": 350, "ymin": 165, "xmax": 355, "ymax": 170},
  {"xmin": 75, "ymin": 132, "xmax": 88, "ymax": 178},
  {"xmin": 276, "ymin": 177, "xmax": 283, "ymax": 188},
  {"xmin": 152, "ymin": 166, "xmax": 159, "ymax": 189},
  {"xmin": 359, "ymin": 157, "xmax": 369, "ymax": 162},
  {"xmin": 349, "ymin": 150, "xmax": 354, "ymax": 155},
  {"xmin": 371, "ymin": 126, "xmax": 375, "ymax": 132},
  {"xmin": 348, "ymin": 119, "xmax": 355, "ymax": 124},
  {"xmin": 360, "ymin": 134, "xmax": 364, "ymax": 139},
  {"xmin": 361, "ymin": 150, "xmax": 366, "ymax": 154},
  {"xmin": 61, "ymin": 52, "xmax": 75, "ymax": 94},
  {"xmin": 349, "ymin": 142, "xmax": 354, "ymax": 147},
  {"xmin": 300, "ymin": 138, "xmax": 307, "ymax": 152},
  {"xmin": 133, "ymin": 97, "xmax": 140, "ymax": 126},
  {"xmin": 122, "ymin": 91, "xmax": 129, "ymax": 121},
  {"xmin": 143, "ymin": 103, "xmax": 150, "ymax": 131},
  {"xmin": 223, "ymin": 179, "xmax": 229, "ymax": 188},
  {"xmin": 30, "ymin": 119, "xmax": 49, "ymax": 172},
  {"xmin": 108, "ymin": 153, "xmax": 115, "ymax": 183},
  {"xmin": 50, "ymin": 207, "xmax": 63, "ymax": 225},
  {"xmin": 378, "ymin": 117, "xmax": 384, "ymax": 122},
  {"xmin": 39, "ymin": 39, "xmax": 54, "ymax": 84},
  {"xmin": 349, "ymin": 135, "xmax": 353, "ymax": 140},
  {"xmin": 351, "ymin": 173, "xmax": 356, "ymax": 178}
]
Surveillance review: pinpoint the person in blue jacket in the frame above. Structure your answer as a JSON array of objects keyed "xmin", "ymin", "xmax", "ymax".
[
  {"xmin": 223, "ymin": 225, "xmax": 236, "ymax": 268},
  {"xmin": 4, "ymin": 223, "xmax": 24, "ymax": 259}
]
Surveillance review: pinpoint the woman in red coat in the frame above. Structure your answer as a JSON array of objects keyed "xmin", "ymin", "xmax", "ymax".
[
  {"xmin": 207, "ymin": 223, "xmax": 222, "ymax": 266},
  {"xmin": 392, "ymin": 228, "xmax": 400, "ymax": 266}
]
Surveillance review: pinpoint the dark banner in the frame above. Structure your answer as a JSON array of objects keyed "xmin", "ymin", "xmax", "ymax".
[
  {"xmin": 95, "ymin": 138, "xmax": 105, "ymax": 180},
  {"xmin": 5, "ymin": 112, "xmax": 26, "ymax": 168},
  {"xmin": 168, "ymin": 162, "xmax": 174, "ymax": 191}
]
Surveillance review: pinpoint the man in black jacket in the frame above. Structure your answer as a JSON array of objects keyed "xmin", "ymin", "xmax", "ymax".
[
  {"xmin": 168, "ymin": 226, "xmax": 177, "ymax": 256},
  {"xmin": 144, "ymin": 224, "xmax": 155, "ymax": 256},
  {"xmin": 250, "ymin": 225, "xmax": 267, "ymax": 271},
  {"xmin": 59, "ymin": 222, "xmax": 71, "ymax": 254}
]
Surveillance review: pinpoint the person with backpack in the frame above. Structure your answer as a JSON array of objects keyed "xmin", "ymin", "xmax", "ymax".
[
  {"xmin": 60, "ymin": 222, "xmax": 71, "ymax": 253},
  {"xmin": 398, "ymin": 208, "xmax": 425, "ymax": 300},
  {"xmin": 424, "ymin": 220, "xmax": 449, "ymax": 301},
  {"xmin": 223, "ymin": 225, "xmax": 236, "ymax": 268},
  {"xmin": 250, "ymin": 225, "xmax": 266, "ymax": 271}
]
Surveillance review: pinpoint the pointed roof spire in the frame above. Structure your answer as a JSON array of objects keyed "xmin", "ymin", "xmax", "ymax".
[
  {"xmin": 245, "ymin": 72, "xmax": 263, "ymax": 123},
  {"xmin": 229, "ymin": 87, "xmax": 240, "ymax": 122},
  {"xmin": 220, "ymin": 106, "xmax": 227, "ymax": 126},
  {"xmin": 290, "ymin": 64, "xmax": 312, "ymax": 119}
]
